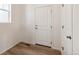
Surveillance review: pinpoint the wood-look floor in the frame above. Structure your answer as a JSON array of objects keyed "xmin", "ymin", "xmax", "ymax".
[{"xmin": 2, "ymin": 42, "xmax": 61, "ymax": 55}]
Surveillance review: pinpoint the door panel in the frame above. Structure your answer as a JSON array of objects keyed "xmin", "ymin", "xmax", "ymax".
[
  {"xmin": 61, "ymin": 5, "xmax": 72, "ymax": 54},
  {"xmin": 35, "ymin": 7, "xmax": 52, "ymax": 46}
]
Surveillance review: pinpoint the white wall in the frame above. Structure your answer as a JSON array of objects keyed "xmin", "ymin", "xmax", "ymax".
[
  {"xmin": 20, "ymin": 5, "xmax": 34, "ymax": 43},
  {"xmin": 0, "ymin": 4, "xmax": 25, "ymax": 54}
]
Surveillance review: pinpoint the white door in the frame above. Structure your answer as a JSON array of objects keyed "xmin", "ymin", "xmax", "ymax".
[
  {"xmin": 35, "ymin": 7, "xmax": 52, "ymax": 47},
  {"xmin": 61, "ymin": 4, "xmax": 73, "ymax": 54}
]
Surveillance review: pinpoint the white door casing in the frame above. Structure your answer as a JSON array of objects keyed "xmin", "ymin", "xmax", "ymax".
[{"xmin": 51, "ymin": 5, "xmax": 61, "ymax": 50}]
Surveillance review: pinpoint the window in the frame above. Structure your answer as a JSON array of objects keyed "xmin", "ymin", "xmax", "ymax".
[{"xmin": 0, "ymin": 4, "xmax": 11, "ymax": 23}]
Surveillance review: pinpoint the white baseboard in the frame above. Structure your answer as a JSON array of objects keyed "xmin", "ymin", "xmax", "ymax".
[
  {"xmin": 73, "ymin": 53, "xmax": 79, "ymax": 55},
  {"xmin": 0, "ymin": 41, "xmax": 20, "ymax": 54}
]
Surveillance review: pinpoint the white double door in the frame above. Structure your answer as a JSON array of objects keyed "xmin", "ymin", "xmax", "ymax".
[{"xmin": 35, "ymin": 7, "xmax": 52, "ymax": 47}]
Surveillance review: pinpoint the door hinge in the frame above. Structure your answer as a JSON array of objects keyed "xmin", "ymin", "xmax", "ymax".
[
  {"xmin": 62, "ymin": 4, "xmax": 64, "ymax": 8},
  {"xmin": 61, "ymin": 47, "xmax": 64, "ymax": 51},
  {"xmin": 50, "ymin": 42, "xmax": 52, "ymax": 45},
  {"xmin": 51, "ymin": 9, "xmax": 52, "ymax": 13},
  {"xmin": 50, "ymin": 25, "xmax": 52, "ymax": 30},
  {"xmin": 62, "ymin": 25, "xmax": 64, "ymax": 30}
]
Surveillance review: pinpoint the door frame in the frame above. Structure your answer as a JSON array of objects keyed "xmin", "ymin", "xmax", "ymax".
[{"xmin": 34, "ymin": 6, "xmax": 52, "ymax": 47}]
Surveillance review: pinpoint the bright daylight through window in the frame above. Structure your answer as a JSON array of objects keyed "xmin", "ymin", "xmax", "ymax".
[{"xmin": 0, "ymin": 4, "xmax": 11, "ymax": 23}]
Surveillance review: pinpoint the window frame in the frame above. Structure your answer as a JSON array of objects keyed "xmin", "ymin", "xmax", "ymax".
[{"xmin": 0, "ymin": 4, "xmax": 11, "ymax": 23}]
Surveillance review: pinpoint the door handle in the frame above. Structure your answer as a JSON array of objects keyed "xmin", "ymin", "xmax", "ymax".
[
  {"xmin": 35, "ymin": 25, "xmax": 38, "ymax": 29},
  {"xmin": 35, "ymin": 27, "xmax": 38, "ymax": 29},
  {"xmin": 35, "ymin": 25, "xmax": 38, "ymax": 26},
  {"xmin": 66, "ymin": 36, "xmax": 72, "ymax": 40}
]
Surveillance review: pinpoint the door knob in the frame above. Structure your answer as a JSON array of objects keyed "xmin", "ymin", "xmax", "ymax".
[{"xmin": 66, "ymin": 36, "xmax": 72, "ymax": 40}]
